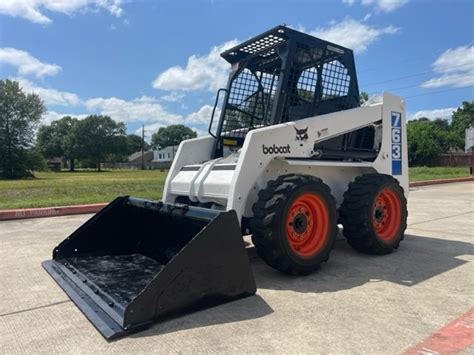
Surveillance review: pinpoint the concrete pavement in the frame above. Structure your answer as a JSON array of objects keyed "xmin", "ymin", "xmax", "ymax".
[{"xmin": 1, "ymin": 182, "xmax": 473, "ymax": 353}]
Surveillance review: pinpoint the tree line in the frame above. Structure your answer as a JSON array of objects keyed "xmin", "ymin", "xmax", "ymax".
[
  {"xmin": 407, "ymin": 101, "xmax": 473, "ymax": 166},
  {"xmin": 0, "ymin": 79, "xmax": 472, "ymax": 179},
  {"xmin": 37, "ymin": 115, "xmax": 148, "ymax": 172},
  {"xmin": 0, "ymin": 80, "xmax": 197, "ymax": 178}
]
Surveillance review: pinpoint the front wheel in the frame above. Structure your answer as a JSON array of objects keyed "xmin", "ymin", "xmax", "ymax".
[
  {"xmin": 251, "ymin": 174, "xmax": 338, "ymax": 275},
  {"xmin": 340, "ymin": 174, "xmax": 408, "ymax": 254}
]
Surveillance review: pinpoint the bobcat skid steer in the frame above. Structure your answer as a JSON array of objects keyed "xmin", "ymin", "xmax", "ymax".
[{"xmin": 43, "ymin": 25, "xmax": 408, "ymax": 339}]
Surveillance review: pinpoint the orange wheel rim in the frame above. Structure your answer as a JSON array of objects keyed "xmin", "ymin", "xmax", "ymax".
[
  {"xmin": 372, "ymin": 188, "xmax": 401, "ymax": 241},
  {"xmin": 285, "ymin": 193, "xmax": 329, "ymax": 257}
]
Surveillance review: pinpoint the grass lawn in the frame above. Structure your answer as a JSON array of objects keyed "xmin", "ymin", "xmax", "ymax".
[
  {"xmin": 0, "ymin": 170, "xmax": 167, "ymax": 209},
  {"xmin": 409, "ymin": 166, "xmax": 471, "ymax": 182},
  {"xmin": 0, "ymin": 167, "xmax": 471, "ymax": 209}
]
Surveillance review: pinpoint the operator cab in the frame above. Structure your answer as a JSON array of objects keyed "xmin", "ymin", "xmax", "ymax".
[{"xmin": 209, "ymin": 25, "xmax": 369, "ymax": 160}]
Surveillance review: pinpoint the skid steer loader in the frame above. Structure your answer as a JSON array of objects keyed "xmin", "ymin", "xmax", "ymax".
[{"xmin": 43, "ymin": 25, "xmax": 408, "ymax": 339}]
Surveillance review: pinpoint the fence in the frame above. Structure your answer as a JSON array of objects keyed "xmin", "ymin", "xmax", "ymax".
[
  {"xmin": 101, "ymin": 161, "xmax": 172, "ymax": 170},
  {"xmin": 433, "ymin": 153, "xmax": 472, "ymax": 167}
]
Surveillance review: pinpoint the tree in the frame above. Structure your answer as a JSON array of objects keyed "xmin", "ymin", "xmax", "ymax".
[
  {"xmin": 407, "ymin": 119, "xmax": 442, "ymax": 166},
  {"xmin": 151, "ymin": 124, "xmax": 196, "ymax": 149},
  {"xmin": 71, "ymin": 115, "xmax": 127, "ymax": 171},
  {"xmin": 102, "ymin": 134, "xmax": 150, "ymax": 163},
  {"xmin": 359, "ymin": 91, "xmax": 369, "ymax": 105},
  {"xmin": 37, "ymin": 116, "xmax": 79, "ymax": 171},
  {"xmin": 126, "ymin": 134, "xmax": 148, "ymax": 154},
  {"xmin": 0, "ymin": 79, "xmax": 46, "ymax": 178},
  {"xmin": 451, "ymin": 101, "xmax": 474, "ymax": 136},
  {"xmin": 407, "ymin": 117, "xmax": 464, "ymax": 166}
]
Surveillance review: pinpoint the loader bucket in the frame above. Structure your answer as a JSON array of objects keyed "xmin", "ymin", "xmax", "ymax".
[{"xmin": 42, "ymin": 196, "xmax": 256, "ymax": 340}]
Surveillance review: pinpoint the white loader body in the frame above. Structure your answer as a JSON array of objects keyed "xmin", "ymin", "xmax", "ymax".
[{"xmin": 164, "ymin": 92, "xmax": 408, "ymax": 223}]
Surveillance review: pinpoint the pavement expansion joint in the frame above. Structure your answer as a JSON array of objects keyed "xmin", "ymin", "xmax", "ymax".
[
  {"xmin": 0, "ymin": 300, "xmax": 71, "ymax": 318},
  {"xmin": 409, "ymin": 210, "xmax": 474, "ymax": 226}
]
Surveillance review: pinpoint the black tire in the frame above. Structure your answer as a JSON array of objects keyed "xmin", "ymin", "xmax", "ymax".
[
  {"xmin": 250, "ymin": 174, "xmax": 338, "ymax": 275},
  {"xmin": 340, "ymin": 173, "xmax": 407, "ymax": 255}
]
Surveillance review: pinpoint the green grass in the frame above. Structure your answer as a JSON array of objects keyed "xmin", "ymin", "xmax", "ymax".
[
  {"xmin": 0, "ymin": 167, "xmax": 471, "ymax": 209},
  {"xmin": 0, "ymin": 170, "xmax": 167, "ymax": 209},
  {"xmin": 409, "ymin": 166, "xmax": 471, "ymax": 182}
]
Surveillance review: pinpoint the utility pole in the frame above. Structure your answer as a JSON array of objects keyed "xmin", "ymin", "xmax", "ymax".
[{"xmin": 141, "ymin": 124, "xmax": 145, "ymax": 170}]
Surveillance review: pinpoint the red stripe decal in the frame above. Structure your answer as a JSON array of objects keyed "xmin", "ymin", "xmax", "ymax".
[
  {"xmin": 404, "ymin": 308, "xmax": 474, "ymax": 354},
  {"xmin": 0, "ymin": 203, "xmax": 107, "ymax": 221}
]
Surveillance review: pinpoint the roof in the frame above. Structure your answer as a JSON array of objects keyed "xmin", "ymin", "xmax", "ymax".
[
  {"xmin": 220, "ymin": 25, "xmax": 351, "ymax": 65},
  {"xmin": 154, "ymin": 145, "xmax": 178, "ymax": 154},
  {"xmin": 128, "ymin": 150, "xmax": 153, "ymax": 162}
]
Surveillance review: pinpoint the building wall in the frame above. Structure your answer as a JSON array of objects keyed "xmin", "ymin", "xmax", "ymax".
[
  {"xmin": 466, "ymin": 127, "xmax": 474, "ymax": 153},
  {"xmin": 153, "ymin": 146, "xmax": 177, "ymax": 162}
]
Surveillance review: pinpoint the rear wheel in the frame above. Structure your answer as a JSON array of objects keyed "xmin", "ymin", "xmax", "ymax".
[
  {"xmin": 251, "ymin": 174, "xmax": 338, "ymax": 275},
  {"xmin": 340, "ymin": 174, "xmax": 407, "ymax": 254}
]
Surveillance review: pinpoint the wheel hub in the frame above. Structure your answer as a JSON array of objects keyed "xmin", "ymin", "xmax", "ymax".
[
  {"xmin": 285, "ymin": 193, "xmax": 329, "ymax": 257},
  {"xmin": 372, "ymin": 188, "xmax": 401, "ymax": 240},
  {"xmin": 374, "ymin": 206, "xmax": 385, "ymax": 223},
  {"xmin": 292, "ymin": 213, "xmax": 308, "ymax": 234}
]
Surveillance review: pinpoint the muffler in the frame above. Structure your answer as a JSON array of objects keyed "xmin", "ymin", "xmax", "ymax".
[{"xmin": 42, "ymin": 196, "xmax": 256, "ymax": 340}]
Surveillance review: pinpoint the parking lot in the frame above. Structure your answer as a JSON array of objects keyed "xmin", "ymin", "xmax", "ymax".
[{"xmin": 1, "ymin": 182, "xmax": 473, "ymax": 353}]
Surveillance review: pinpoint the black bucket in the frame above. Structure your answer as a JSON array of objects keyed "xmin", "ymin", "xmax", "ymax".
[{"xmin": 42, "ymin": 196, "xmax": 256, "ymax": 340}]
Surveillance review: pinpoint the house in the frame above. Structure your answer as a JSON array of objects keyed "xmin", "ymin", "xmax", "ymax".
[
  {"xmin": 153, "ymin": 146, "xmax": 178, "ymax": 162},
  {"xmin": 128, "ymin": 150, "xmax": 154, "ymax": 164},
  {"xmin": 46, "ymin": 157, "xmax": 64, "ymax": 171},
  {"xmin": 466, "ymin": 127, "xmax": 474, "ymax": 153}
]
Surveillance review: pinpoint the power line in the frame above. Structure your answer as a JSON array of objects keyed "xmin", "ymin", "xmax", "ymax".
[
  {"xmin": 385, "ymin": 77, "xmax": 473, "ymax": 93},
  {"xmin": 357, "ymin": 48, "xmax": 447, "ymax": 74},
  {"xmin": 357, "ymin": 42, "xmax": 473, "ymax": 75},
  {"xmin": 361, "ymin": 61, "xmax": 474, "ymax": 88},
  {"xmin": 404, "ymin": 86, "xmax": 474, "ymax": 99}
]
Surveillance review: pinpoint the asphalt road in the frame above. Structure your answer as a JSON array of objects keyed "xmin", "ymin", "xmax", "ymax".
[{"xmin": 1, "ymin": 182, "xmax": 473, "ymax": 353}]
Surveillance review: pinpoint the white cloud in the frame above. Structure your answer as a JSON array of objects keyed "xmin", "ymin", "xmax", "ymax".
[
  {"xmin": 409, "ymin": 107, "xmax": 457, "ymax": 121},
  {"xmin": 137, "ymin": 104, "xmax": 218, "ymax": 140},
  {"xmin": 153, "ymin": 19, "xmax": 398, "ymax": 94},
  {"xmin": 193, "ymin": 128, "xmax": 211, "ymax": 137},
  {"xmin": 185, "ymin": 105, "xmax": 215, "ymax": 124},
  {"xmin": 421, "ymin": 45, "xmax": 474, "ymax": 89},
  {"xmin": 184, "ymin": 105, "xmax": 221, "ymax": 136},
  {"xmin": 365, "ymin": 0, "xmax": 409, "ymax": 12},
  {"xmin": 16, "ymin": 77, "xmax": 81, "ymax": 106},
  {"xmin": 42, "ymin": 110, "xmax": 89, "ymax": 125},
  {"xmin": 0, "ymin": 0, "xmax": 124, "ymax": 25},
  {"xmin": 137, "ymin": 122, "xmax": 166, "ymax": 141},
  {"xmin": 185, "ymin": 104, "xmax": 221, "ymax": 132},
  {"xmin": 85, "ymin": 95, "xmax": 182, "ymax": 124},
  {"xmin": 0, "ymin": 48, "xmax": 61, "ymax": 77},
  {"xmin": 152, "ymin": 39, "xmax": 239, "ymax": 92},
  {"xmin": 160, "ymin": 91, "xmax": 185, "ymax": 102},
  {"xmin": 307, "ymin": 19, "xmax": 398, "ymax": 53},
  {"xmin": 344, "ymin": 0, "xmax": 409, "ymax": 12}
]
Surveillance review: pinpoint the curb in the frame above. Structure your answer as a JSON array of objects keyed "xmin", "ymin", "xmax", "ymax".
[
  {"xmin": 409, "ymin": 176, "xmax": 474, "ymax": 187},
  {"xmin": 0, "ymin": 177, "xmax": 472, "ymax": 221},
  {"xmin": 0, "ymin": 203, "xmax": 107, "ymax": 221}
]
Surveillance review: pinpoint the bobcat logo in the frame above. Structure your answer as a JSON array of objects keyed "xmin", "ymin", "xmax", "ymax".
[{"xmin": 294, "ymin": 126, "xmax": 308, "ymax": 141}]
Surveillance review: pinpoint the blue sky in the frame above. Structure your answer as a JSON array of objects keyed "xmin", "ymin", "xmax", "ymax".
[{"xmin": 1, "ymin": 0, "xmax": 473, "ymax": 139}]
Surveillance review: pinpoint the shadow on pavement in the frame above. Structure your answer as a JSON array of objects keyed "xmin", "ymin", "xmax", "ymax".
[
  {"xmin": 130, "ymin": 233, "xmax": 472, "ymax": 339},
  {"xmin": 254, "ymin": 233, "xmax": 473, "ymax": 293},
  {"xmin": 131, "ymin": 294, "xmax": 273, "ymax": 338}
]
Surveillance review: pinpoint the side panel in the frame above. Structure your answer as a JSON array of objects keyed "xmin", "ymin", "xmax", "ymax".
[
  {"xmin": 163, "ymin": 136, "xmax": 215, "ymax": 204},
  {"xmin": 226, "ymin": 93, "xmax": 407, "ymax": 221},
  {"xmin": 227, "ymin": 104, "xmax": 384, "ymax": 221}
]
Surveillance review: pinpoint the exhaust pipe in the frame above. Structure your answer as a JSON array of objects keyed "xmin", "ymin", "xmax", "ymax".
[{"xmin": 42, "ymin": 196, "xmax": 256, "ymax": 339}]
